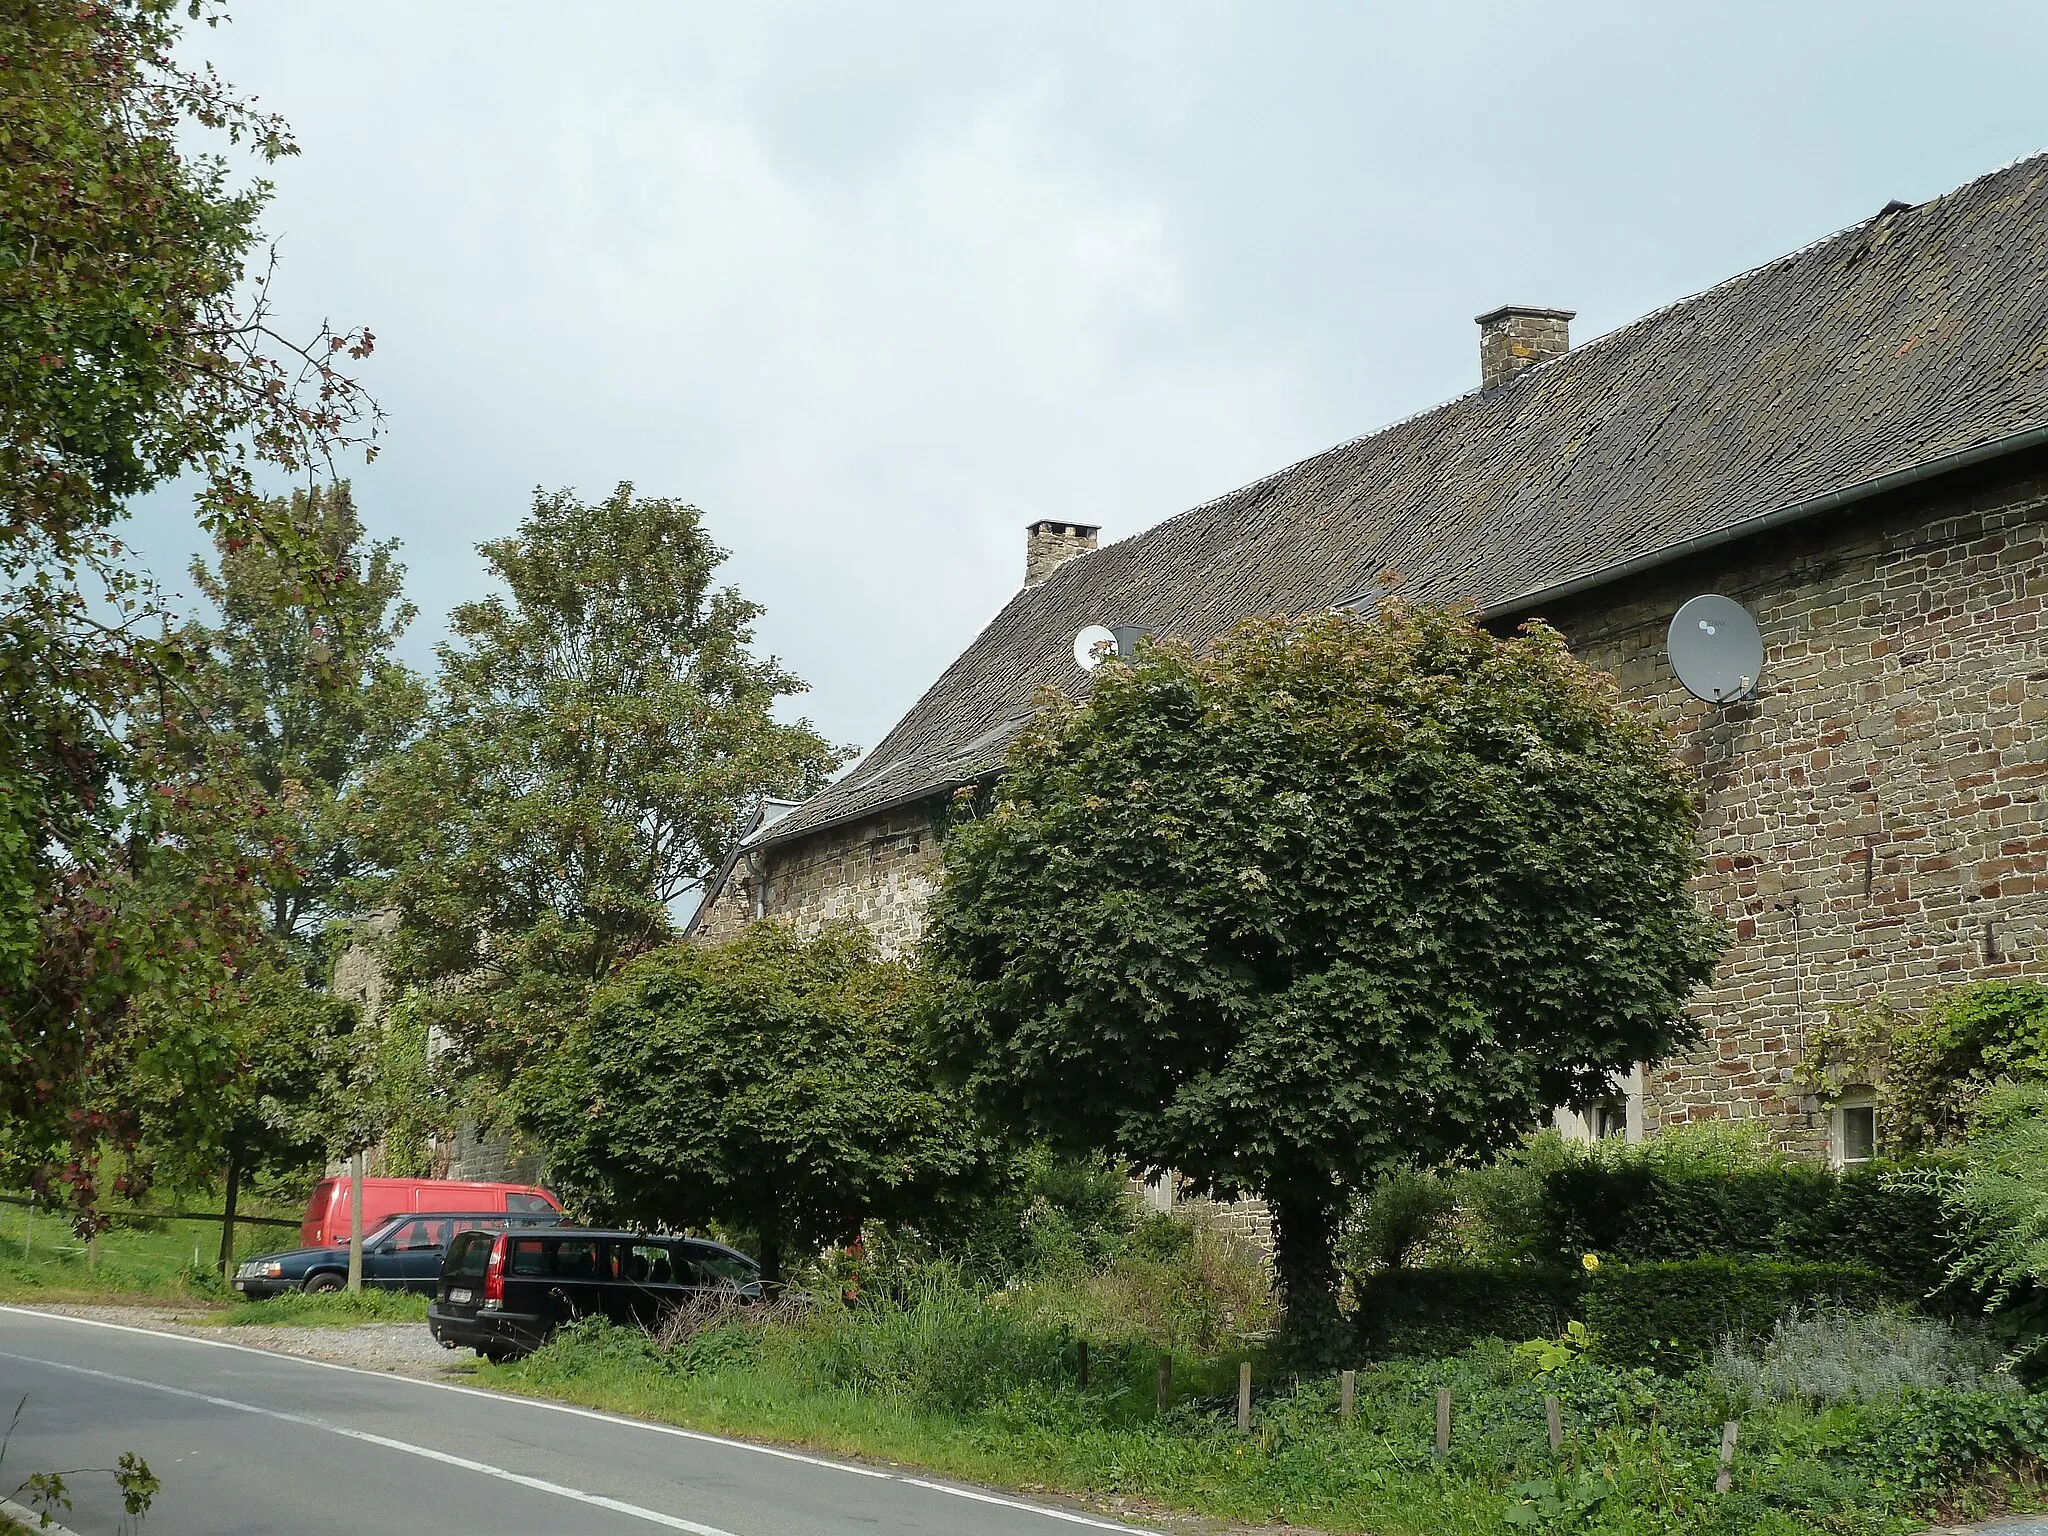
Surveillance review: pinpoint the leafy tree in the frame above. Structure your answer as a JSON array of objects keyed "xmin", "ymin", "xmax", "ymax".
[
  {"xmin": 0, "ymin": 0, "xmax": 375, "ymax": 1225},
  {"xmin": 520, "ymin": 922, "xmax": 986, "ymax": 1282},
  {"xmin": 176, "ymin": 482, "xmax": 427, "ymax": 949},
  {"xmin": 365, "ymin": 483, "xmax": 849, "ymax": 1095},
  {"xmin": 925, "ymin": 605, "xmax": 1724, "ymax": 1358}
]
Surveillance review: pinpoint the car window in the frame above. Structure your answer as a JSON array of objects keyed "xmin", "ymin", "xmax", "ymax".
[
  {"xmin": 446, "ymin": 1233, "xmax": 493, "ymax": 1279},
  {"xmin": 506, "ymin": 1193, "xmax": 556, "ymax": 1214},
  {"xmin": 619, "ymin": 1244, "xmax": 675, "ymax": 1286},
  {"xmin": 683, "ymin": 1243, "xmax": 759, "ymax": 1289},
  {"xmin": 508, "ymin": 1237, "xmax": 612, "ymax": 1279},
  {"xmin": 403, "ymin": 1218, "xmax": 454, "ymax": 1251},
  {"xmin": 362, "ymin": 1217, "xmax": 409, "ymax": 1248}
]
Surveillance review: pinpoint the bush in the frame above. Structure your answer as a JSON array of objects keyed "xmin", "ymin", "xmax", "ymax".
[
  {"xmin": 1346, "ymin": 1168, "xmax": 1460, "ymax": 1274},
  {"xmin": 1845, "ymin": 1389, "xmax": 2048, "ymax": 1489},
  {"xmin": 1355, "ymin": 1266, "xmax": 1586, "ymax": 1359},
  {"xmin": 1585, "ymin": 1258, "xmax": 1887, "ymax": 1370},
  {"xmin": 1542, "ymin": 1160, "xmax": 1949, "ymax": 1302},
  {"xmin": 1708, "ymin": 1303, "xmax": 2016, "ymax": 1407}
]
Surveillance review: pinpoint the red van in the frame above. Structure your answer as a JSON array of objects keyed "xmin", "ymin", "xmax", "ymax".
[{"xmin": 299, "ymin": 1178, "xmax": 564, "ymax": 1248}]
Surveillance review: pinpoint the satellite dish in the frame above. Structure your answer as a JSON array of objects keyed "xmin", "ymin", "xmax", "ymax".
[
  {"xmin": 1668, "ymin": 594, "xmax": 1764, "ymax": 703},
  {"xmin": 1073, "ymin": 625, "xmax": 1117, "ymax": 671}
]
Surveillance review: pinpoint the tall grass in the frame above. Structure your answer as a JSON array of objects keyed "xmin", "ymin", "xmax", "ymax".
[{"xmin": 1709, "ymin": 1304, "xmax": 2016, "ymax": 1407}]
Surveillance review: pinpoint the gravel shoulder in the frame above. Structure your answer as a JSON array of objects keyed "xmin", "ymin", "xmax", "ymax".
[{"xmin": 11, "ymin": 1301, "xmax": 479, "ymax": 1379}]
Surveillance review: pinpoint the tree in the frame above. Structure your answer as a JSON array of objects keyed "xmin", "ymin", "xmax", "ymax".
[
  {"xmin": 0, "ymin": 0, "xmax": 376, "ymax": 1226},
  {"xmin": 176, "ymin": 482, "xmax": 427, "ymax": 950},
  {"xmin": 364, "ymin": 483, "xmax": 849, "ymax": 1094},
  {"xmin": 924, "ymin": 605, "xmax": 1724, "ymax": 1358},
  {"xmin": 519, "ymin": 922, "xmax": 986, "ymax": 1283}
]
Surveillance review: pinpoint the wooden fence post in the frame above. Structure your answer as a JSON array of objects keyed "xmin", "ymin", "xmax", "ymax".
[
  {"xmin": 1435, "ymin": 1388, "xmax": 1451, "ymax": 1457},
  {"xmin": 1237, "ymin": 1362, "xmax": 1252, "ymax": 1432},
  {"xmin": 1156, "ymin": 1355, "xmax": 1172, "ymax": 1413},
  {"xmin": 1076, "ymin": 1340, "xmax": 1088, "ymax": 1388},
  {"xmin": 1339, "ymin": 1369, "xmax": 1356, "ymax": 1421},
  {"xmin": 1546, "ymin": 1394, "xmax": 1562, "ymax": 1454},
  {"xmin": 22, "ymin": 1194, "xmax": 31, "ymax": 1259},
  {"xmin": 1716, "ymin": 1421, "xmax": 1739, "ymax": 1494}
]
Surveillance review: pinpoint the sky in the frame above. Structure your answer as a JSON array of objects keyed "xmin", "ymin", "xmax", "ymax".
[{"xmin": 129, "ymin": 1, "xmax": 2048, "ymax": 765}]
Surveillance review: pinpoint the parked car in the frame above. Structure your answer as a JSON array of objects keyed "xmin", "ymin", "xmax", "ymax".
[
  {"xmin": 234, "ymin": 1210, "xmax": 564, "ymax": 1298},
  {"xmin": 298, "ymin": 1176, "xmax": 563, "ymax": 1247},
  {"xmin": 427, "ymin": 1227, "xmax": 761, "ymax": 1360}
]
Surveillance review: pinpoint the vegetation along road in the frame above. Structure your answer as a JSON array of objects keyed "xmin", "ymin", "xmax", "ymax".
[{"xmin": 0, "ymin": 1308, "xmax": 1160, "ymax": 1536}]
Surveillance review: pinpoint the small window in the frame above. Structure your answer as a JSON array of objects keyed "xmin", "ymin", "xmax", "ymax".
[
  {"xmin": 1831, "ymin": 1088, "xmax": 1878, "ymax": 1167},
  {"xmin": 1592, "ymin": 1102, "xmax": 1627, "ymax": 1140},
  {"xmin": 507, "ymin": 1193, "xmax": 556, "ymax": 1215},
  {"xmin": 1840, "ymin": 1104, "xmax": 1876, "ymax": 1164},
  {"xmin": 401, "ymin": 1219, "xmax": 453, "ymax": 1252}
]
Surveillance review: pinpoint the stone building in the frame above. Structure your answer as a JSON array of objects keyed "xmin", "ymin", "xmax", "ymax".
[{"xmin": 694, "ymin": 155, "xmax": 2048, "ymax": 1164}]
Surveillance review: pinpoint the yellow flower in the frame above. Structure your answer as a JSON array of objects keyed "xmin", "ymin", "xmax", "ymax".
[{"xmin": 1581, "ymin": 1252, "xmax": 1601, "ymax": 1273}]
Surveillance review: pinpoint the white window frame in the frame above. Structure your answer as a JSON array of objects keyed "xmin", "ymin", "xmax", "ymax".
[{"xmin": 1830, "ymin": 1088, "xmax": 1877, "ymax": 1168}]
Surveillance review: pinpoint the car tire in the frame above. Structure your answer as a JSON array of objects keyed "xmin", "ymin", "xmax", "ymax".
[{"xmin": 303, "ymin": 1272, "xmax": 345, "ymax": 1293}]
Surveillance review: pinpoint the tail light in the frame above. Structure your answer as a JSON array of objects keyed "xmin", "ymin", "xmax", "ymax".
[{"xmin": 482, "ymin": 1234, "xmax": 507, "ymax": 1308}]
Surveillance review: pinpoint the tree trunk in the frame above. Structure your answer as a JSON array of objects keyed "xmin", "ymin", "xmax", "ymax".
[
  {"xmin": 757, "ymin": 1232, "xmax": 784, "ymax": 1291},
  {"xmin": 1269, "ymin": 1189, "xmax": 1345, "ymax": 1368},
  {"xmin": 217, "ymin": 1151, "xmax": 241, "ymax": 1279}
]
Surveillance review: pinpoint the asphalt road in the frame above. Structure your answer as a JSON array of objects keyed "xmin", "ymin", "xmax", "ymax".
[{"xmin": 0, "ymin": 1306, "xmax": 1159, "ymax": 1536}]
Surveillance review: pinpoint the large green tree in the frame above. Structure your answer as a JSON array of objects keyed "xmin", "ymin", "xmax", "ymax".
[
  {"xmin": 925, "ymin": 605, "xmax": 1724, "ymax": 1358},
  {"xmin": 521, "ymin": 922, "xmax": 987, "ymax": 1283},
  {"xmin": 0, "ymin": 0, "xmax": 376, "ymax": 1224},
  {"xmin": 365, "ymin": 483, "xmax": 849, "ymax": 1092},
  {"xmin": 177, "ymin": 482, "xmax": 426, "ymax": 950}
]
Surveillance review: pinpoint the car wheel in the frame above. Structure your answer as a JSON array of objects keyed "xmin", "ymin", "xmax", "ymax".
[{"xmin": 303, "ymin": 1272, "xmax": 345, "ymax": 1293}]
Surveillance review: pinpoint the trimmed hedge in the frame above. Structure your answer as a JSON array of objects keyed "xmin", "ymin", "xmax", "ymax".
[
  {"xmin": 1357, "ymin": 1257, "xmax": 1887, "ymax": 1368},
  {"xmin": 1541, "ymin": 1161, "xmax": 1949, "ymax": 1303},
  {"xmin": 1583, "ymin": 1258, "xmax": 1887, "ymax": 1369},
  {"xmin": 1355, "ymin": 1266, "xmax": 1584, "ymax": 1359}
]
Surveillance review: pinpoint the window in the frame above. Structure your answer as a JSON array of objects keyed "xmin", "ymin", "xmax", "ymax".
[
  {"xmin": 447, "ymin": 1233, "xmax": 493, "ymax": 1279},
  {"xmin": 620, "ymin": 1244, "xmax": 675, "ymax": 1286},
  {"xmin": 1592, "ymin": 1102, "xmax": 1628, "ymax": 1140},
  {"xmin": 400, "ymin": 1219, "xmax": 453, "ymax": 1252},
  {"xmin": 1832, "ymin": 1089, "xmax": 1877, "ymax": 1166},
  {"xmin": 508, "ymin": 1238, "xmax": 550, "ymax": 1276},
  {"xmin": 684, "ymin": 1243, "xmax": 760, "ymax": 1290},
  {"xmin": 506, "ymin": 1193, "xmax": 556, "ymax": 1215}
]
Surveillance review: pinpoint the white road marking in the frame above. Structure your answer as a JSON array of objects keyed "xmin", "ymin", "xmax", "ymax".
[
  {"xmin": 0, "ymin": 1350, "xmax": 734, "ymax": 1534},
  {"xmin": 0, "ymin": 1306, "xmax": 1160, "ymax": 1532},
  {"xmin": 898, "ymin": 1478, "xmax": 1166, "ymax": 1533}
]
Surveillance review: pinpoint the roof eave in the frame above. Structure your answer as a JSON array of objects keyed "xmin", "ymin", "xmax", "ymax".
[{"xmin": 1482, "ymin": 422, "xmax": 2048, "ymax": 622}]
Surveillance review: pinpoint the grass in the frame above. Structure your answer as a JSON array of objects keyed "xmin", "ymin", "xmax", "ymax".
[
  {"xmin": 203, "ymin": 1289, "xmax": 428, "ymax": 1328},
  {"xmin": 0, "ymin": 1189, "xmax": 301, "ymax": 1310},
  {"xmin": 467, "ymin": 1256, "xmax": 2048, "ymax": 1536}
]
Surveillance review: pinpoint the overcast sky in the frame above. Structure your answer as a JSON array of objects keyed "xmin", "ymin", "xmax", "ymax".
[{"xmin": 130, "ymin": 2, "xmax": 2048, "ymax": 763}]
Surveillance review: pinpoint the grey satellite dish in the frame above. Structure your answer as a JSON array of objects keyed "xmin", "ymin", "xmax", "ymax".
[
  {"xmin": 1668, "ymin": 594, "xmax": 1764, "ymax": 703},
  {"xmin": 1073, "ymin": 625, "xmax": 1117, "ymax": 671}
]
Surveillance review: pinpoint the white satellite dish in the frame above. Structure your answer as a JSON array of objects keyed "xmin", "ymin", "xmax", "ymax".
[
  {"xmin": 1667, "ymin": 594, "xmax": 1764, "ymax": 703},
  {"xmin": 1073, "ymin": 625, "xmax": 1117, "ymax": 671}
]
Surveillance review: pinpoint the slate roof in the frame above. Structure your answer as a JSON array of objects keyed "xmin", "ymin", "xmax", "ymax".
[{"xmin": 756, "ymin": 154, "xmax": 2048, "ymax": 850}]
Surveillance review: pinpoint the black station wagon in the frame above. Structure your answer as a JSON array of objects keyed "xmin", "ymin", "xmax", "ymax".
[{"xmin": 427, "ymin": 1227, "xmax": 761, "ymax": 1359}]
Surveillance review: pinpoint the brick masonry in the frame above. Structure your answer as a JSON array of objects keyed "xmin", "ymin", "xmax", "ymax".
[
  {"xmin": 703, "ymin": 456, "xmax": 2048, "ymax": 1164},
  {"xmin": 1550, "ymin": 458, "xmax": 2048, "ymax": 1154}
]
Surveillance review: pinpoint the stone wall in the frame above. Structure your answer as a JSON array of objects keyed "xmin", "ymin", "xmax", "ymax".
[
  {"xmin": 695, "ymin": 800, "xmax": 944, "ymax": 959},
  {"xmin": 1549, "ymin": 458, "xmax": 2048, "ymax": 1154}
]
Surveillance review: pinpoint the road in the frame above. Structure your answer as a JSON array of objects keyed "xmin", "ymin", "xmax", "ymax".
[{"xmin": 0, "ymin": 1306, "xmax": 1159, "ymax": 1536}]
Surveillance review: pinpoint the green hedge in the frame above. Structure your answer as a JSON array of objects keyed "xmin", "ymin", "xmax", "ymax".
[
  {"xmin": 1355, "ymin": 1266, "xmax": 1584, "ymax": 1359},
  {"xmin": 1541, "ymin": 1162, "xmax": 1949, "ymax": 1302},
  {"xmin": 1584, "ymin": 1258, "xmax": 1888, "ymax": 1370},
  {"xmin": 1357, "ymin": 1258, "xmax": 1887, "ymax": 1368}
]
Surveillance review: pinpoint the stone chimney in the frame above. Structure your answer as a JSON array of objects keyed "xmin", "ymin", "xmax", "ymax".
[
  {"xmin": 1475, "ymin": 305, "xmax": 1574, "ymax": 391},
  {"xmin": 1025, "ymin": 519, "xmax": 1099, "ymax": 585}
]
